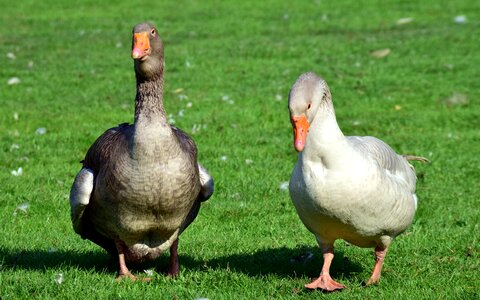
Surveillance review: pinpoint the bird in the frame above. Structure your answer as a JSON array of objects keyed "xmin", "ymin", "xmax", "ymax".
[
  {"xmin": 69, "ymin": 22, "xmax": 214, "ymax": 281},
  {"xmin": 287, "ymin": 72, "xmax": 427, "ymax": 291}
]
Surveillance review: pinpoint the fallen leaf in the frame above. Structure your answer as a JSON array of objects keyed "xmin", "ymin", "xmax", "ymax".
[
  {"xmin": 371, "ymin": 48, "xmax": 391, "ymax": 58},
  {"xmin": 442, "ymin": 92, "xmax": 468, "ymax": 107},
  {"xmin": 396, "ymin": 17, "xmax": 413, "ymax": 25},
  {"xmin": 173, "ymin": 88, "xmax": 184, "ymax": 94}
]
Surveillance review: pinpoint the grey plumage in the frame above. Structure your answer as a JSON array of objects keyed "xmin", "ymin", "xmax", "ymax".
[{"xmin": 69, "ymin": 22, "xmax": 213, "ymax": 278}]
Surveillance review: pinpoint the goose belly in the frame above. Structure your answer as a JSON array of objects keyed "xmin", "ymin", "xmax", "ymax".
[
  {"xmin": 289, "ymin": 163, "xmax": 415, "ymax": 247},
  {"xmin": 90, "ymin": 157, "xmax": 200, "ymax": 249}
]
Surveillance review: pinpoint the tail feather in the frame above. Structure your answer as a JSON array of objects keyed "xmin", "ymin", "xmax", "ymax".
[{"xmin": 403, "ymin": 155, "xmax": 430, "ymax": 163}]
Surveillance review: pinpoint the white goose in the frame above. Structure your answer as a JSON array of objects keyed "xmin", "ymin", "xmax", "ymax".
[{"xmin": 288, "ymin": 72, "xmax": 427, "ymax": 291}]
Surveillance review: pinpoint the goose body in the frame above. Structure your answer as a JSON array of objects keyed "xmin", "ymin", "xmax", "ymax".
[
  {"xmin": 288, "ymin": 72, "xmax": 425, "ymax": 291},
  {"xmin": 70, "ymin": 23, "xmax": 213, "ymax": 279}
]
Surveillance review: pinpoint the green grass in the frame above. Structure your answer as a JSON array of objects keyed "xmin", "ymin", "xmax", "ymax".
[{"xmin": 1, "ymin": 0, "xmax": 479, "ymax": 299}]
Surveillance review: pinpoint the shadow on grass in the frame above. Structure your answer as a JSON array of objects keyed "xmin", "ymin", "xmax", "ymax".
[{"xmin": 0, "ymin": 245, "xmax": 362, "ymax": 280}]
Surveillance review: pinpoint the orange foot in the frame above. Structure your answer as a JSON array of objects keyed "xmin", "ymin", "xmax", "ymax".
[{"xmin": 305, "ymin": 274, "xmax": 346, "ymax": 292}]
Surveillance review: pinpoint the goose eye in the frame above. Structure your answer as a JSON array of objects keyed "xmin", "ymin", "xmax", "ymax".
[
  {"xmin": 151, "ymin": 29, "xmax": 156, "ymax": 36},
  {"xmin": 307, "ymin": 103, "xmax": 312, "ymax": 110}
]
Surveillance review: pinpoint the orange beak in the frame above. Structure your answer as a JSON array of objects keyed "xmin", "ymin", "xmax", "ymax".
[
  {"xmin": 291, "ymin": 115, "xmax": 310, "ymax": 152},
  {"xmin": 132, "ymin": 32, "xmax": 151, "ymax": 60}
]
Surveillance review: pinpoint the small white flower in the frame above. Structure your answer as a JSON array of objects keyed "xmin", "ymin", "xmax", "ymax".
[
  {"xmin": 7, "ymin": 52, "xmax": 16, "ymax": 60},
  {"xmin": 11, "ymin": 167, "xmax": 23, "ymax": 176},
  {"xmin": 10, "ymin": 144, "xmax": 20, "ymax": 151},
  {"xmin": 221, "ymin": 95, "xmax": 230, "ymax": 101},
  {"xmin": 54, "ymin": 273, "xmax": 64, "ymax": 284},
  {"xmin": 8, "ymin": 77, "xmax": 21, "ymax": 85},
  {"xmin": 186, "ymin": 102, "xmax": 193, "ymax": 108},
  {"xmin": 352, "ymin": 120, "xmax": 361, "ymax": 126},
  {"xmin": 454, "ymin": 15, "xmax": 467, "ymax": 24},
  {"xmin": 144, "ymin": 269, "xmax": 154, "ymax": 276},
  {"xmin": 275, "ymin": 94, "xmax": 282, "ymax": 101},
  {"xmin": 279, "ymin": 181, "xmax": 289, "ymax": 191},
  {"xmin": 14, "ymin": 202, "xmax": 30, "ymax": 216},
  {"xmin": 185, "ymin": 60, "xmax": 191, "ymax": 68},
  {"xmin": 245, "ymin": 159, "xmax": 253, "ymax": 165},
  {"xmin": 178, "ymin": 109, "xmax": 185, "ymax": 117},
  {"xmin": 191, "ymin": 124, "xmax": 200, "ymax": 134},
  {"xmin": 35, "ymin": 127, "xmax": 47, "ymax": 135},
  {"xmin": 220, "ymin": 155, "xmax": 228, "ymax": 161},
  {"xmin": 178, "ymin": 94, "xmax": 188, "ymax": 100},
  {"xmin": 13, "ymin": 112, "xmax": 19, "ymax": 120},
  {"xmin": 115, "ymin": 42, "xmax": 123, "ymax": 48}
]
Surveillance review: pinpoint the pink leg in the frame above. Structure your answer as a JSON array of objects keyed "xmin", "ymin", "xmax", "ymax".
[
  {"xmin": 366, "ymin": 246, "xmax": 388, "ymax": 286},
  {"xmin": 305, "ymin": 246, "xmax": 346, "ymax": 291},
  {"xmin": 167, "ymin": 239, "xmax": 180, "ymax": 277},
  {"xmin": 114, "ymin": 239, "xmax": 137, "ymax": 281}
]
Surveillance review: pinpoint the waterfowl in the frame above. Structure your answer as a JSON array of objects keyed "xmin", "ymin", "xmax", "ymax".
[
  {"xmin": 69, "ymin": 22, "xmax": 214, "ymax": 280},
  {"xmin": 288, "ymin": 72, "xmax": 427, "ymax": 291}
]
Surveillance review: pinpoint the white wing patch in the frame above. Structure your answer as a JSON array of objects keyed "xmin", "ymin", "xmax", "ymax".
[
  {"xmin": 413, "ymin": 194, "xmax": 418, "ymax": 211},
  {"xmin": 198, "ymin": 164, "xmax": 214, "ymax": 201},
  {"xmin": 69, "ymin": 168, "xmax": 94, "ymax": 234}
]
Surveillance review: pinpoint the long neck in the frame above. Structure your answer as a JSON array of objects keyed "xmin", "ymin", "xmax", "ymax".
[
  {"xmin": 302, "ymin": 101, "xmax": 350, "ymax": 169},
  {"xmin": 134, "ymin": 74, "xmax": 166, "ymax": 124},
  {"xmin": 132, "ymin": 69, "xmax": 175, "ymax": 161}
]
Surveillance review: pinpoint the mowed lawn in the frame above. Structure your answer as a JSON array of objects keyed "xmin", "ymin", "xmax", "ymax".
[{"xmin": 1, "ymin": 0, "xmax": 479, "ymax": 299}]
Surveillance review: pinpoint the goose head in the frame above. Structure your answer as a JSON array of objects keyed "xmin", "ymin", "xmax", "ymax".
[
  {"xmin": 288, "ymin": 72, "xmax": 331, "ymax": 152},
  {"xmin": 132, "ymin": 22, "xmax": 164, "ymax": 80}
]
